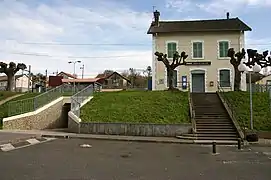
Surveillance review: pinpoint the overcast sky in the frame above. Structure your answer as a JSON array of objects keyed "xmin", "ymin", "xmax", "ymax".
[{"xmin": 0, "ymin": 0, "xmax": 270, "ymax": 77}]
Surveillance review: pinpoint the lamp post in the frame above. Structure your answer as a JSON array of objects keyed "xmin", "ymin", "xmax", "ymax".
[
  {"xmin": 80, "ymin": 64, "xmax": 84, "ymax": 79},
  {"xmin": 238, "ymin": 63, "xmax": 262, "ymax": 130},
  {"xmin": 237, "ymin": 49, "xmax": 271, "ymax": 141},
  {"xmin": 68, "ymin": 60, "xmax": 81, "ymax": 92}
]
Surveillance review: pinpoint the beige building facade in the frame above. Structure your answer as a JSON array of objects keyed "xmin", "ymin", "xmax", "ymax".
[{"xmin": 148, "ymin": 11, "xmax": 251, "ymax": 92}]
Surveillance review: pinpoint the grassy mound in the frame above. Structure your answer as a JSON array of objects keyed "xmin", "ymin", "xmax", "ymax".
[
  {"xmin": 224, "ymin": 91, "xmax": 270, "ymax": 131},
  {"xmin": 0, "ymin": 91, "xmax": 20, "ymax": 101},
  {"xmin": 81, "ymin": 91, "xmax": 189, "ymax": 124}
]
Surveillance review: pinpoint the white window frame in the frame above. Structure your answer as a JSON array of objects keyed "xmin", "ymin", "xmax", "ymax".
[
  {"xmin": 217, "ymin": 40, "xmax": 230, "ymax": 60},
  {"xmin": 165, "ymin": 40, "xmax": 179, "ymax": 60},
  {"xmin": 191, "ymin": 40, "xmax": 204, "ymax": 60},
  {"xmin": 217, "ymin": 68, "xmax": 232, "ymax": 89}
]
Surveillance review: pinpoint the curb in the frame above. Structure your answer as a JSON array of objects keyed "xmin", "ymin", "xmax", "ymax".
[
  {"xmin": 41, "ymin": 134, "xmax": 242, "ymax": 145},
  {"xmin": 41, "ymin": 134, "xmax": 196, "ymax": 144}
]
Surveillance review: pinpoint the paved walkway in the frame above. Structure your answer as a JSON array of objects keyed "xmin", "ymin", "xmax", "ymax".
[
  {"xmin": 0, "ymin": 94, "xmax": 24, "ymax": 106},
  {"xmin": 1, "ymin": 129, "xmax": 271, "ymax": 146},
  {"xmin": 0, "ymin": 132, "xmax": 39, "ymax": 144}
]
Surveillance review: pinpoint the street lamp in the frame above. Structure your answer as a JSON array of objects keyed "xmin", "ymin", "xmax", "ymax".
[
  {"xmin": 238, "ymin": 49, "xmax": 271, "ymax": 141},
  {"xmin": 68, "ymin": 60, "xmax": 81, "ymax": 92}
]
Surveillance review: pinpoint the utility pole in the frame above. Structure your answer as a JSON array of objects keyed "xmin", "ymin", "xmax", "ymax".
[
  {"xmin": 80, "ymin": 64, "xmax": 84, "ymax": 79},
  {"xmin": 27, "ymin": 65, "xmax": 31, "ymax": 92},
  {"xmin": 45, "ymin": 69, "xmax": 48, "ymax": 91}
]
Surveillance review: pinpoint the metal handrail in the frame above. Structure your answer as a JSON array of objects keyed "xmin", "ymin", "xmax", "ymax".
[
  {"xmin": 217, "ymin": 81, "xmax": 246, "ymax": 132},
  {"xmin": 187, "ymin": 82, "xmax": 196, "ymax": 134}
]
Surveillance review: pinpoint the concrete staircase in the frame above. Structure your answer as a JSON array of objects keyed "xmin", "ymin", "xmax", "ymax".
[{"xmin": 177, "ymin": 93, "xmax": 239, "ymax": 144}]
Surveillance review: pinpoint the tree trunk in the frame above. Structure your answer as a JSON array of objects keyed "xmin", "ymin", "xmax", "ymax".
[
  {"xmin": 167, "ymin": 68, "xmax": 175, "ymax": 90},
  {"xmin": 234, "ymin": 66, "xmax": 241, "ymax": 91},
  {"xmin": 6, "ymin": 74, "xmax": 15, "ymax": 92}
]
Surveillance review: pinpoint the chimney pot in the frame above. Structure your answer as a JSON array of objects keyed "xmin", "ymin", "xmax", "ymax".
[{"xmin": 153, "ymin": 10, "xmax": 160, "ymax": 26}]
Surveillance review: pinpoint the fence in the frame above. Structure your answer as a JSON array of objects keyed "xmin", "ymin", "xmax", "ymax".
[
  {"xmin": 70, "ymin": 84, "xmax": 95, "ymax": 117},
  {"xmin": 246, "ymin": 83, "xmax": 271, "ymax": 93},
  {"xmin": 7, "ymin": 84, "xmax": 75, "ymax": 117}
]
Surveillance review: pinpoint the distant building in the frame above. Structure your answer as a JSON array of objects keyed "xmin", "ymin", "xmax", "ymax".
[{"xmin": 0, "ymin": 74, "xmax": 30, "ymax": 92}]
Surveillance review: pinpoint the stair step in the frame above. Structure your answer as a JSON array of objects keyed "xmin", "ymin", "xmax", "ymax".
[
  {"xmin": 196, "ymin": 133, "xmax": 238, "ymax": 137},
  {"xmin": 196, "ymin": 137, "xmax": 239, "ymax": 141},
  {"xmin": 197, "ymin": 126, "xmax": 235, "ymax": 129},
  {"xmin": 196, "ymin": 122, "xmax": 233, "ymax": 125},
  {"xmin": 196, "ymin": 131, "xmax": 237, "ymax": 135},
  {"xmin": 197, "ymin": 128, "xmax": 236, "ymax": 132}
]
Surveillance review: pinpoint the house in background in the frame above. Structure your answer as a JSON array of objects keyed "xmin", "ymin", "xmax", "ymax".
[
  {"xmin": 57, "ymin": 71, "xmax": 77, "ymax": 79},
  {"xmin": 256, "ymin": 74, "xmax": 271, "ymax": 86},
  {"xmin": 0, "ymin": 74, "xmax": 30, "ymax": 92},
  {"xmin": 147, "ymin": 10, "xmax": 251, "ymax": 92},
  {"xmin": 95, "ymin": 71, "xmax": 131, "ymax": 90}
]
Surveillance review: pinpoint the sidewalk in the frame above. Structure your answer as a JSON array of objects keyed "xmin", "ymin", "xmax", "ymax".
[
  {"xmin": 1, "ymin": 129, "xmax": 271, "ymax": 146},
  {"xmin": 0, "ymin": 131, "xmax": 39, "ymax": 145}
]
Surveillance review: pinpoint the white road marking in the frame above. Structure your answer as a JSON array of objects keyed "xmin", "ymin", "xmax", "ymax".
[
  {"xmin": 0, "ymin": 143, "xmax": 16, "ymax": 152},
  {"xmin": 26, "ymin": 138, "xmax": 40, "ymax": 144}
]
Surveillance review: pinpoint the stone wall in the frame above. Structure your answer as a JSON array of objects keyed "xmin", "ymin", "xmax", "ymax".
[
  {"xmin": 3, "ymin": 97, "xmax": 71, "ymax": 130},
  {"xmin": 79, "ymin": 122, "xmax": 191, "ymax": 137}
]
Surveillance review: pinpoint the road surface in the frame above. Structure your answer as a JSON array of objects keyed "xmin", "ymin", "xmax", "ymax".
[{"xmin": 0, "ymin": 139, "xmax": 271, "ymax": 180}]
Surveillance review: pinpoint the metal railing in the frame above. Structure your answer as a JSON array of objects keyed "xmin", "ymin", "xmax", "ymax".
[
  {"xmin": 7, "ymin": 84, "xmax": 77, "ymax": 117},
  {"xmin": 217, "ymin": 82, "xmax": 246, "ymax": 132},
  {"xmin": 246, "ymin": 83, "xmax": 271, "ymax": 93},
  {"xmin": 187, "ymin": 82, "xmax": 196, "ymax": 133},
  {"xmin": 71, "ymin": 84, "xmax": 96, "ymax": 117}
]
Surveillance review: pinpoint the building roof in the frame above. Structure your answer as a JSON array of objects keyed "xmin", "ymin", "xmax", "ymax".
[
  {"xmin": 95, "ymin": 71, "xmax": 131, "ymax": 83},
  {"xmin": 147, "ymin": 18, "xmax": 252, "ymax": 34},
  {"xmin": 0, "ymin": 74, "xmax": 26, "ymax": 82},
  {"xmin": 62, "ymin": 78, "xmax": 100, "ymax": 83},
  {"xmin": 57, "ymin": 71, "xmax": 77, "ymax": 79}
]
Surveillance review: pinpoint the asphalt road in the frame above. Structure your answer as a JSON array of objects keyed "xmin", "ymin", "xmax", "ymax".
[{"xmin": 0, "ymin": 139, "xmax": 271, "ymax": 180}]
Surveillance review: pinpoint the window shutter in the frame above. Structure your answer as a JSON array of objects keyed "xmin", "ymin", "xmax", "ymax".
[{"xmin": 167, "ymin": 42, "xmax": 177, "ymax": 58}]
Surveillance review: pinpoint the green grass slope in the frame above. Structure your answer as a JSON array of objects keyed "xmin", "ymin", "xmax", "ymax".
[{"xmin": 81, "ymin": 91, "xmax": 190, "ymax": 124}]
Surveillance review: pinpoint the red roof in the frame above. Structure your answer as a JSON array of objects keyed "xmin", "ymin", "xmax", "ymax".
[{"xmin": 62, "ymin": 78, "xmax": 100, "ymax": 83}]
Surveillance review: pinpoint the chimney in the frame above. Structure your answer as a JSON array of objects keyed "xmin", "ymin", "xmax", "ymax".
[
  {"xmin": 226, "ymin": 12, "xmax": 230, "ymax": 19},
  {"xmin": 153, "ymin": 10, "xmax": 160, "ymax": 26}
]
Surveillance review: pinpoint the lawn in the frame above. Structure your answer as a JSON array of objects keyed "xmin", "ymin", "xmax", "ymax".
[
  {"xmin": 0, "ymin": 91, "xmax": 20, "ymax": 101},
  {"xmin": 80, "ymin": 91, "xmax": 190, "ymax": 124},
  {"xmin": 224, "ymin": 91, "xmax": 271, "ymax": 131}
]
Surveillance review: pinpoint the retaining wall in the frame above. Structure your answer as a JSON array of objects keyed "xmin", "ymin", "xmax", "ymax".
[{"xmin": 3, "ymin": 97, "xmax": 71, "ymax": 130}]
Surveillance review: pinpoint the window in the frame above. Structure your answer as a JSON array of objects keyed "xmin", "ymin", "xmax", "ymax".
[
  {"xmin": 192, "ymin": 42, "xmax": 203, "ymax": 59},
  {"xmin": 219, "ymin": 69, "xmax": 231, "ymax": 87},
  {"xmin": 218, "ymin": 41, "xmax": 229, "ymax": 58},
  {"xmin": 167, "ymin": 42, "xmax": 177, "ymax": 58},
  {"xmin": 167, "ymin": 70, "xmax": 177, "ymax": 87}
]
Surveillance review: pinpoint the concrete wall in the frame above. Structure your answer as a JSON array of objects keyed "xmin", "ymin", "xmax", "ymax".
[
  {"xmin": 79, "ymin": 122, "xmax": 191, "ymax": 137},
  {"xmin": 67, "ymin": 96, "xmax": 191, "ymax": 137},
  {"xmin": 3, "ymin": 97, "xmax": 71, "ymax": 130}
]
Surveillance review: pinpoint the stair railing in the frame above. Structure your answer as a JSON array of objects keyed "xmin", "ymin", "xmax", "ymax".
[
  {"xmin": 217, "ymin": 81, "xmax": 245, "ymax": 139},
  {"xmin": 187, "ymin": 81, "xmax": 196, "ymax": 134}
]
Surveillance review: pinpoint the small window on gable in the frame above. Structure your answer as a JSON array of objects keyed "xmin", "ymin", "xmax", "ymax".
[
  {"xmin": 167, "ymin": 42, "xmax": 177, "ymax": 58},
  {"xmin": 218, "ymin": 41, "xmax": 229, "ymax": 58},
  {"xmin": 192, "ymin": 42, "xmax": 203, "ymax": 59},
  {"xmin": 219, "ymin": 69, "xmax": 231, "ymax": 87}
]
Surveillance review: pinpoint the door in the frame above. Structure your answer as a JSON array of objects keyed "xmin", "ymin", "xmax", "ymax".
[{"xmin": 192, "ymin": 73, "xmax": 205, "ymax": 92}]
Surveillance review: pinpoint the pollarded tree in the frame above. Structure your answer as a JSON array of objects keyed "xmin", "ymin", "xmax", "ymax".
[
  {"xmin": 0, "ymin": 62, "xmax": 27, "ymax": 91},
  {"xmin": 227, "ymin": 48, "xmax": 246, "ymax": 91},
  {"xmin": 155, "ymin": 51, "xmax": 188, "ymax": 90},
  {"xmin": 228, "ymin": 48, "xmax": 271, "ymax": 91}
]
